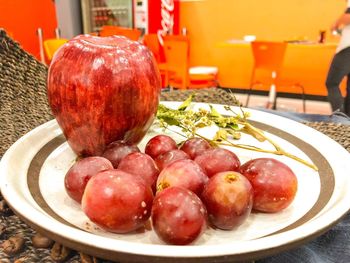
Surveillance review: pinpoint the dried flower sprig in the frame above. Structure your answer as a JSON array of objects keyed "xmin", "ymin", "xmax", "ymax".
[{"xmin": 156, "ymin": 95, "xmax": 318, "ymax": 171}]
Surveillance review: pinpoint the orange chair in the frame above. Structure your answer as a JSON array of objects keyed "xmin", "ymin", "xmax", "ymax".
[
  {"xmin": 143, "ymin": 34, "xmax": 163, "ymax": 63},
  {"xmin": 163, "ymin": 34, "xmax": 191, "ymax": 56},
  {"xmin": 162, "ymin": 35, "xmax": 219, "ymax": 89},
  {"xmin": 99, "ymin": 26, "xmax": 141, "ymax": 41},
  {"xmin": 142, "ymin": 34, "xmax": 169, "ymax": 88},
  {"xmin": 43, "ymin": 38, "xmax": 68, "ymax": 63},
  {"xmin": 246, "ymin": 41, "xmax": 306, "ymax": 112}
]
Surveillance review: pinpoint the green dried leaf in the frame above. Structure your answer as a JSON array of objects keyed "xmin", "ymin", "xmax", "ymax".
[
  {"xmin": 209, "ymin": 104, "xmax": 222, "ymax": 117},
  {"xmin": 178, "ymin": 94, "xmax": 195, "ymax": 111},
  {"xmin": 226, "ymin": 129, "xmax": 241, "ymax": 140},
  {"xmin": 243, "ymin": 111, "xmax": 251, "ymax": 118},
  {"xmin": 160, "ymin": 116, "xmax": 180, "ymax": 126},
  {"xmin": 213, "ymin": 129, "xmax": 228, "ymax": 142},
  {"xmin": 157, "ymin": 103, "xmax": 170, "ymax": 113},
  {"xmin": 227, "ymin": 123, "xmax": 240, "ymax": 130},
  {"xmin": 155, "ymin": 97, "xmax": 317, "ymax": 170},
  {"xmin": 242, "ymin": 124, "xmax": 265, "ymax": 142},
  {"xmin": 224, "ymin": 105, "xmax": 231, "ymax": 111},
  {"xmin": 195, "ymin": 122, "xmax": 207, "ymax": 128},
  {"xmin": 208, "ymin": 140, "xmax": 219, "ymax": 147}
]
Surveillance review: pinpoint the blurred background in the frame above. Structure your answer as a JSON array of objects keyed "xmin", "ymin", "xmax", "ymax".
[{"xmin": 0, "ymin": 0, "xmax": 347, "ymax": 114}]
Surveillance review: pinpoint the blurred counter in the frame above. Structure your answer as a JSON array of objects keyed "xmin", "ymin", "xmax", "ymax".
[{"xmin": 213, "ymin": 41, "xmax": 345, "ymax": 96}]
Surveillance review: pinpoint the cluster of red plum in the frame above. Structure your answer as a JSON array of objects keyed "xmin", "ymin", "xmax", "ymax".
[{"xmin": 64, "ymin": 135, "xmax": 298, "ymax": 245}]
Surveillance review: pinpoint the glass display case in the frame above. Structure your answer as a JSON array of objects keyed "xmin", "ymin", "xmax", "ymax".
[{"xmin": 81, "ymin": 0, "xmax": 133, "ymax": 33}]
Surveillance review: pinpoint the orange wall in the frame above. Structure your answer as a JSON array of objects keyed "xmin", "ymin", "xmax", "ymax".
[
  {"xmin": 0, "ymin": 0, "xmax": 57, "ymax": 59},
  {"xmin": 179, "ymin": 0, "xmax": 346, "ymax": 94},
  {"xmin": 180, "ymin": 0, "xmax": 345, "ymax": 66}
]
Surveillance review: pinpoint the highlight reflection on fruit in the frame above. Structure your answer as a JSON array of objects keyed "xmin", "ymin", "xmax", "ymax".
[
  {"xmin": 64, "ymin": 156, "xmax": 113, "ymax": 203},
  {"xmin": 47, "ymin": 34, "xmax": 161, "ymax": 157},
  {"xmin": 82, "ymin": 169, "xmax": 153, "ymax": 233},
  {"xmin": 240, "ymin": 158, "xmax": 298, "ymax": 213}
]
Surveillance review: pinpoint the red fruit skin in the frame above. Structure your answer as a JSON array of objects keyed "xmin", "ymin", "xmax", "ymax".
[
  {"xmin": 202, "ymin": 171, "xmax": 253, "ymax": 230},
  {"xmin": 81, "ymin": 170, "xmax": 153, "ymax": 233},
  {"xmin": 152, "ymin": 187, "xmax": 207, "ymax": 245},
  {"xmin": 194, "ymin": 148, "xmax": 241, "ymax": 177},
  {"xmin": 64, "ymin": 156, "xmax": 113, "ymax": 203},
  {"xmin": 155, "ymin": 149, "xmax": 190, "ymax": 171},
  {"xmin": 102, "ymin": 140, "xmax": 140, "ymax": 168},
  {"xmin": 239, "ymin": 158, "xmax": 298, "ymax": 213},
  {"xmin": 156, "ymin": 159, "xmax": 209, "ymax": 196},
  {"xmin": 145, "ymin": 135, "xmax": 178, "ymax": 159},
  {"xmin": 47, "ymin": 35, "xmax": 161, "ymax": 157},
  {"xmin": 118, "ymin": 152, "xmax": 159, "ymax": 190},
  {"xmin": 179, "ymin": 138, "xmax": 212, "ymax": 159}
]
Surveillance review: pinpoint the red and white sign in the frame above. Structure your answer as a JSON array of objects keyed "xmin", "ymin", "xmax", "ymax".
[{"xmin": 133, "ymin": 0, "xmax": 180, "ymax": 45}]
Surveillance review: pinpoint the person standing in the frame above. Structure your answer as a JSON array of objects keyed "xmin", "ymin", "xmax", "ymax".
[{"xmin": 326, "ymin": 1, "xmax": 350, "ymax": 115}]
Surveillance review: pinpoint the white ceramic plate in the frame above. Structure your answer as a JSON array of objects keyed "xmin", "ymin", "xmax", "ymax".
[{"xmin": 1, "ymin": 101, "xmax": 350, "ymax": 262}]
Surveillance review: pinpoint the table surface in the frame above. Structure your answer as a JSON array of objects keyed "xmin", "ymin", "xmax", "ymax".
[
  {"xmin": 2, "ymin": 27, "xmax": 347, "ymax": 262},
  {"xmin": 1, "ymin": 88, "xmax": 350, "ymax": 263},
  {"xmin": 214, "ymin": 41, "xmax": 344, "ymax": 96}
]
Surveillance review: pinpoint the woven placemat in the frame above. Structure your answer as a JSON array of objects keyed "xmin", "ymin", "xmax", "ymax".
[
  {"xmin": 0, "ymin": 29, "xmax": 349, "ymax": 262},
  {"xmin": 303, "ymin": 121, "xmax": 350, "ymax": 152},
  {"xmin": 0, "ymin": 29, "xmax": 82, "ymax": 263},
  {"xmin": 0, "ymin": 29, "xmax": 53, "ymax": 157},
  {"xmin": 160, "ymin": 88, "xmax": 241, "ymax": 106}
]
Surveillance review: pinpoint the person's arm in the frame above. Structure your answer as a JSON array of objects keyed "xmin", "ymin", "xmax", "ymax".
[{"xmin": 331, "ymin": 8, "xmax": 350, "ymax": 31}]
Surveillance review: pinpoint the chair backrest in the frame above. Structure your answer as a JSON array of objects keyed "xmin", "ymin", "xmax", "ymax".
[
  {"xmin": 143, "ymin": 34, "xmax": 163, "ymax": 63},
  {"xmin": 43, "ymin": 38, "xmax": 68, "ymax": 62},
  {"xmin": 99, "ymin": 25, "xmax": 120, "ymax": 37},
  {"xmin": 99, "ymin": 26, "xmax": 141, "ymax": 41},
  {"xmin": 164, "ymin": 34, "xmax": 190, "ymax": 56},
  {"xmin": 163, "ymin": 35, "xmax": 190, "ymax": 89},
  {"xmin": 251, "ymin": 41, "xmax": 287, "ymax": 73}
]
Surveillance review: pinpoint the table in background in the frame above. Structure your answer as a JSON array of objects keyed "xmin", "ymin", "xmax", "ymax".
[{"xmin": 214, "ymin": 41, "xmax": 345, "ymax": 96}]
